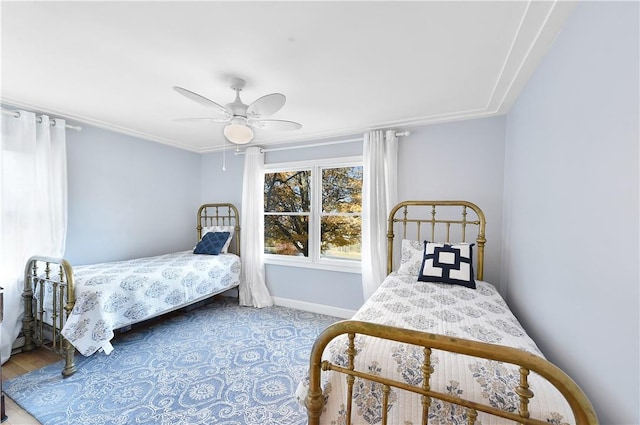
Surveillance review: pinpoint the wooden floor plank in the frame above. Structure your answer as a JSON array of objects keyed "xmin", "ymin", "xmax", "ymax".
[{"xmin": 2, "ymin": 348, "xmax": 61, "ymax": 425}]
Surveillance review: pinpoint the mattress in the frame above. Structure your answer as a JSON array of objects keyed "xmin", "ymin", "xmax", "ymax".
[
  {"xmin": 297, "ymin": 272, "xmax": 574, "ymax": 424},
  {"xmin": 44, "ymin": 250, "xmax": 241, "ymax": 356}
]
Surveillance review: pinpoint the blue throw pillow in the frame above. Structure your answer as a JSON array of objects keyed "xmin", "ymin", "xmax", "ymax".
[
  {"xmin": 193, "ymin": 232, "xmax": 230, "ymax": 255},
  {"xmin": 418, "ymin": 241, "xmax": 476, "ymax": 289}
]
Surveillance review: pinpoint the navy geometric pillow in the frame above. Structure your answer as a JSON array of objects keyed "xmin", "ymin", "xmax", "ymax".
[
  {"xmin": 193, "ymin": 232, "xmax": 230, "ymax": 255},
  {"xmin": 417, "ymin": 241, "xmax": 476, "ymax": 289}
]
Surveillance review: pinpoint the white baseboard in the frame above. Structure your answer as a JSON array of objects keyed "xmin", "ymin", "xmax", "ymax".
[{"xmin": 272, "ymin": 297, "xmax": 357, "ymax": 319}]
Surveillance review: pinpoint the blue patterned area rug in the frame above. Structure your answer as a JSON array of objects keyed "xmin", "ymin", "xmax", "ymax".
[{"xmin": 5, "ymin": 298, "xmax": 339, "ymax": 425}]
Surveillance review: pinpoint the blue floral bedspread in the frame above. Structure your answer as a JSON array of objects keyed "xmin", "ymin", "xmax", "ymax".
[
  {"xmin": 58, "ymin": 250, "xmax": 240, "ymax": 356},
  {"xmin": 296, "ymin": 273, "xmax": 574, "ymax": 424}
]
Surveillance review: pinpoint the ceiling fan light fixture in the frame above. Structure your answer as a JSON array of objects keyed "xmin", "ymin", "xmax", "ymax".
[
  {"xmin": 174, "ymin": 76, "xmax": 301, "ymax": 147},
  {"xmin": 224, "ymin": 122, "xmax": 254, "ymax": 145}
]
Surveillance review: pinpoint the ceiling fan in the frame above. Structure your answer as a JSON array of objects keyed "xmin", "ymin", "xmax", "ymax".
[{"xmin": 173, "ymin": 77, "xmax": 302, "ymax": 145}]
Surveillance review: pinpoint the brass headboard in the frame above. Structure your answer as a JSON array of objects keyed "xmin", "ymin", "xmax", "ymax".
[
  {"xmin": 197, "ymin": 203, "xmax": 241, "ymax": 255},
  {"xmin": 386, "ymin": 200, "xmax": 486, "ymax": 280}
]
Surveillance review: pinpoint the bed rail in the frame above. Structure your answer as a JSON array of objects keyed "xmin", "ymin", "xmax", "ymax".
[{"xmin": 306, "ymin": 320, "xmax": 598, "ymax": 425}]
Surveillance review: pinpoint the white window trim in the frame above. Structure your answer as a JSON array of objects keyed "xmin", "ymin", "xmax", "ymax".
[{"xmin": 264, "ymin": 155, "xmax": 363, "ymax": 274}]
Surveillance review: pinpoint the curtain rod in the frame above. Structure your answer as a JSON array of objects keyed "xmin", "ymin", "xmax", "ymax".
[
  {"xmin": 235, "ymin": 131, "xmax": 410, "ymax": 155},
  {"xmin": 1, "ymin": 108, "xmax": 82, "ymax": 131}
]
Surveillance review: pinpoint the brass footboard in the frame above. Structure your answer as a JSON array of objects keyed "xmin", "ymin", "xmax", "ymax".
[
  {"xmin": 22, "ymin": 256, "xmax": 77, "ymax": 377},
  {"xmin": 306, "ymin": 320, "xmax": 598, "ymax": 425}
]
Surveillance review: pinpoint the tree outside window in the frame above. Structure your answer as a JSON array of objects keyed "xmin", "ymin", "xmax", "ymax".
[
  {"xmin": 264, "ymin": 169, "xmax": 311, "ymax": 256},
  {"xmin": 320, "ymin": 166, "xmax": 362, "ymax": 260},
  {"xmin": 264, "ymin": 161, "xmax": 362, "ymax": 264}
]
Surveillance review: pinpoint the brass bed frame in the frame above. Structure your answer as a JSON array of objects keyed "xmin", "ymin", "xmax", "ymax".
[
  {"xmin": 306, "ymin": 200, "xmax": 598, "ymax": 424},
  {"xmin": 22, "ymin": 203, "xmax": 240, "ymax": 377}
]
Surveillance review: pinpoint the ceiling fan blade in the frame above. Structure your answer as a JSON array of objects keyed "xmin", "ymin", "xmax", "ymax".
[
  {"xmin": 247, "ymin": 93, "xmax": 286, "ymax": 118},
  {"xmin": 173, "ymin": 117, "xmax": 230, "ymax": 123},
  {"xmin": 250, "ymin": 119, "xmax": 302, "ymax": 131},
  {"xmin": 173, "ymin": 86, "xmax": 231, "ymax": 118}
]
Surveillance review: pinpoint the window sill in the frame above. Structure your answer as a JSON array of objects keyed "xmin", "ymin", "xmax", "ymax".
[{"xmin": 264, "ymin": 256, "xmax": 362, "ymax": 274}]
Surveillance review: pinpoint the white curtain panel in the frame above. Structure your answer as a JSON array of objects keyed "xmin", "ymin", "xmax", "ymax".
[
  {"xmin": 0, "ymin": 111, "xmax": 67, "ymax": 363},
  {"xmin": 361, "ymin": 130, "xmax": 398, "ymax": 300},
  {"xmin": 239, "ymin": 147, "xmax": 273, "ymax": 308}
]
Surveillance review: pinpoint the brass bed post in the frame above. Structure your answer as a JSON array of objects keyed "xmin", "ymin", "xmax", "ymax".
[
  {"xmin": 386, "ymin": 204, "xmax": 405, "ymax": 275},
  {"xmin": 38, "ymin": 263, "xmax": 49, "ymax": 344},
  {"xmin": 461, "ymin": 206, "xmax": 468, "ymax": 242},
  {"xmin": 61, "ymin": 258, "xmax": 77, "ymax": 377},
  {"xmin": 57, "ymin": 264, "xmax": 65, "ymax": 351},
  {"xmin": 234, "ymin": 211, "xmax": 241, "ymax": 256},
  {"xmin": 421, "ymin": 346, "xmax": 433, "ymax": 425},
  {"xmin": 345, "ymin": 332, "xmax": 356, "ymax": 425},
  {"xmin": 51, "ymin": 275, "xmax": 58, "ymax": 349},
  {"xmin": 467, "ymin": 408, "xmax": 478, "ymax": 425},
  {"xmin": 386, "ymin": 224, "xmax": 394, "ymax": 276},
  {"xmin": 307, "ymin": 342, "xmax": 327, "ymax": 425},
  {"xmin": 431, "ymin": 205, "xmax": 436, "ymax": 242},
  {"xmin": 381, "ymin": 384, "xmax": 390, "ymax": 425},
  {"xmin": 459, "ymin": 200, "xmax": 487, "ymax": 281},
  {"xmin": 22, "ymin": 260, "xmax": 37, "ymax": 351},
  {"xmin": 516, "ymin": 367, "xmax": 534, "ymax": 422}
]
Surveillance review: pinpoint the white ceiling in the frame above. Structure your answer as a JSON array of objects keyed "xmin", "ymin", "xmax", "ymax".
[{"xmin": 1, "ymin": 1, "xmax": 576, "ymax": 153}]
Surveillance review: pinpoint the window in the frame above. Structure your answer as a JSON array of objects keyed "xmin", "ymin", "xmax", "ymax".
[{"xmin": 264, "ymin": 156, "xmax": 362, "ymax": 272}]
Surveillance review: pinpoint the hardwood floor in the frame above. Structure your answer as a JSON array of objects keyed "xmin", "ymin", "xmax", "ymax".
[{"xmin": 2, "ymin": 348, "xmax": 61, "ymax": 425}]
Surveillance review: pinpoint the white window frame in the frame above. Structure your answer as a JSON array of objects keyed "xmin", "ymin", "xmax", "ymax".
[{"xmin": 264, "ymin": 155, "xmax": 362, "ymax": 274}]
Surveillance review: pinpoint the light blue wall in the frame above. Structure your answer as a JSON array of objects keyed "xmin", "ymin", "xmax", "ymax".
[
  {"xmin": 51, "ymin": 112, "xmax": 505, "ymax": 311},
  {"xmin": 65, "ymin": 125, "xmax": 201, "ymax": 265},
  {"xmin": 502, "ymin": 2, "xmax": 639, "ymax": 423},
  {"xmin": 398, "ymin": 116, "xmax": 506, "ymax": 290},
  {"xmin": 200, "ymin": 148, "xmax": 244, "ymax": 206},
  {"xmin": 200, "ymin": 121, "xmax": 507, "ymax": 310}
]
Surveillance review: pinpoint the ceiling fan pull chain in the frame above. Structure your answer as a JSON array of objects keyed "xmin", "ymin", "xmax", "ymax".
[{"xmin": 222, "ymin": 137, "xmax": 227, "ymax": 171}]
